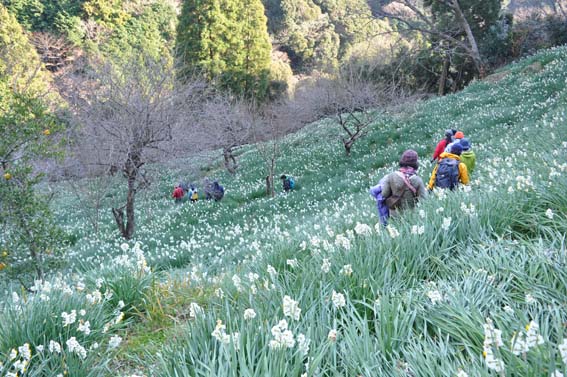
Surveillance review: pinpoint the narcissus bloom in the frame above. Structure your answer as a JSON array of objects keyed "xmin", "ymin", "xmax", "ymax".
[{"xmin": 43, "ymin": 129, "xmax": 51, "ymax": 136}]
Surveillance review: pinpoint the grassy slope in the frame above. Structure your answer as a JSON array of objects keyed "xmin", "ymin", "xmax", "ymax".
[
  {"xmin": 127, "ymin": 46, "xmax": 567, "ymax": 376},
  {"xmin": 142, "ymin": 47, "xmax": 567, "ymax": 376},
  {"xmin": 1, "ymin": 46, "xmax": 567, "ymax": 376}
]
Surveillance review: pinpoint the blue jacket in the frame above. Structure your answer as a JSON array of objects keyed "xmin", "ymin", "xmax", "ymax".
[{"xmin": 369, "ymin": 183, "xmax": 389, "ymax": 225}]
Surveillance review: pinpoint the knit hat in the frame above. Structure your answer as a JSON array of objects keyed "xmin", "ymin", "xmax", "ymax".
[
  {"xmin": 445, "ymin": 129, "xmax": 453, "ymax": 137},
  {"xmin": 451, "ymin": 143, "xmax": 463, "ymax": 155},
  {"xmin": 454, "ymin": 131, "xmax": 465, "ymax": 139},
  {"xmin": 399, "ymin": 149, "xmax": 419, "ymax": 169},
  {"xmin": 460, "ymin": 138, "xmax": 471, "ymax": 151}
]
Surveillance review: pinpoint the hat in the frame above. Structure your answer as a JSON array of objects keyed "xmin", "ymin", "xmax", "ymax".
[
  {"xmin": 444, "ymin": 129, "xmax": 453, "ymax": 137},
  {"xmin": 454, "ymin": 131, "xmax": 464, "ymax": 139},
  {"xmin": 460, "ymin": 138, "xmax": 471, "ymax": 151},
  {"xmin": 451, "ymin": 143, "xmax": 463, "ymax": 155},
  {"xmin": 399, "ymin": 149, "xmax": 419, "ymax": 169}
]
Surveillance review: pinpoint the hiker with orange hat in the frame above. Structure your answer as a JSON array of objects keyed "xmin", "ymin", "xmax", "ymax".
[{"xmin": 445, "ymin": 131, "xmax": 465, "ymax": 153}]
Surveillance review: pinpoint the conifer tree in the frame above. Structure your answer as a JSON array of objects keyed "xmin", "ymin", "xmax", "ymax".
[{"xmin": 176, "ymin": 0, "xmax": 271, "ymax": 99}]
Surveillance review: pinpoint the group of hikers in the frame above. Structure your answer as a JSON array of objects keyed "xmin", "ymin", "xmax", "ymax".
[
  {"xmin": 170, "ymin": 129, "xmax": 475, "ymax": 223},
  {"xmin": 172, "ymin": 174, "xmax": 296, "ymax": 203},
  {"xmin": 370, "ymin": 129, "xmax": 477, "ymax": 225},
  {"xmin": 172, "ymin": 179, "xmax": 225, "ymax": 203}
]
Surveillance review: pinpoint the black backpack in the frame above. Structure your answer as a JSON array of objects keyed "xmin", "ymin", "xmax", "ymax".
[{"xmin": 435, "ymin": 158, "xmax": 459, "ymax": 190}]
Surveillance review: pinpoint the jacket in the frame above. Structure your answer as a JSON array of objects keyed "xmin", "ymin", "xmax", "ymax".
[
  {"xmin": 460, "ymin": 150, "xmax": 476, "ymax": 175},
  {"xmin": 380, "ymin": 170, "xmax": 427, "ymax": 214},
  {"xmin": 433, "ymin": 139, "xmax": 449, "ymax": 160},
  {"xmin": 369, "ymin": 181, "xmax": 389, "ymax": 225},
  {"xmin": 427, "ymin": 152, "xmax": 470, "ymax": 190},
  {"xmin": 172, "ymin": 187, "xmax": 184, "ymax": 199}
]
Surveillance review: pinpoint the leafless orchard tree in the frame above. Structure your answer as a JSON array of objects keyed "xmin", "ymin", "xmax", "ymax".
[
  {"xmin": 288, "ymin": 70, "xmax": 388, "ymax": 156},
  {"xmin": 192, "ymin": 93, "xmax": 255, "ymax": 174},
  {"xmin": 377, "ymin": 0, "xmax": 485, "ymax": 78},
  {"xmin": 328, "ymin": 69, "xmax": 386, "ymax": 156},
  {"xmin": 252, "ymin": 111, "xmax": 285, "ymax": 198},
  {"xmin": 66, "ymin": 55, "xmax": 207, "ymax": 239}
]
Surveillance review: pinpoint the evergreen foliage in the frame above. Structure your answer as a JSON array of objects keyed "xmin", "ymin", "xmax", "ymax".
[
  {"xmin": 279, "ymin": 0, "xmax": 340, "ymax": 72},
  {"xmin": 0, "ymin": 82, "xmax": 66, "ymax": 283},
  {"xmin": 1, "ymin": 0, "xmax": 86, "ymax": 34},
  {"xmin": 91, "ymin": 1, "xmax": 178, "ymax": 64},
  {"xmin": 176, "ymin": 0, "xmax": 271, "ymax": 99},
  {"xmin": 0, "ymin": 4, "xmax": 53, "ymax": 96}
]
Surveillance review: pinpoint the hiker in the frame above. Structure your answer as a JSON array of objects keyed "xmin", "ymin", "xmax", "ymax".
[
  {"xmin": 203, "ymin": 178, "xmax": 213, "ymax": 200},
  {"xmin": 428, "ymin": 143, "xmax": 470, "ymax": 190},
  {"xmin": 459, "ymin": 138, "xmax": 476, "ymax": 175},
  {"xmin": 370, "ymin": 150, "xmax": 427, "ymax": 225},
  {"xmin": 189, "ymin": 185, "xmax": 199, "ymax": 202},
  {"xmin": 444, "ymin": 131, "xmax": 465, "ymax": 153},
  {"xmin": 179, "ymin": 181, "xmax": 189, "ymax": 193},
  {"xmin": 432, "ymin": 129, "xmax": 455, "ymax": 161},
  {"xmin": 280, "ymin": 175, "xmax": 295, "ymax": 192},
  {"xmin": 211, "ymin": 181, "xmax": 225, "ymax": 201},
  {"xmin": 172, "ymin": 185, "xmax": 184, "ymax": 203}
]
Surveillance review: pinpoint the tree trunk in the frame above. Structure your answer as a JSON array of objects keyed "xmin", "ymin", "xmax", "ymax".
[
  {"xmin": 450, "ymin": 0, "xmax": 485, "ymax": 77},
  {"xmin": 20, "ymin": 213, "xmax": 44, "ymax": 281},
  {"xmin": 265, "ymin": 175, "xmax": 272, "ymax": 196},
  {"xmin": 438, "ymin": 53, "xmax": 450, "ymax": 96},
  {"xmin": 265, "ymin": 154, "xmax": 276, "ymax": 198},
  {"xmin": 343, "ymin": 139, "xmax": 353, "ymax": 156},
  {"xmin": 112, "ymin": 206, "xmax": 126, "ymax": 237},
  {"xmin": 124, "ymin": 175, "xmax": 136, "ymax": 239},
  {"xmin": 223, "ymin": 147, "xmax": 237, "ymax": 174},
  {"xmin": 112, "ymin": 149, "xmax": 140, "ymax": 239}
]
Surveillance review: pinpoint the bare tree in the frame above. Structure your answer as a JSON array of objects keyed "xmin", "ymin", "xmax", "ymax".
[
  {"xmin": 192, "ymin": 93, "xmax": 255, "ymax": 174},
  {"xmin": 288, "ymin": 69, "xmax": 387, "ymax": 156},
  {"xmin": 253, "ymin": 112, "xmax": 283, "ymax": 198},
  {"xmin": 330, "ymin": 70, "xmax": 386, "ymax": 156},
  {"xmin": 67, "ymin": 55, "xmax": 206, "ymax": 239},
  {"xmin": 31, "ymin": 32, "xmax": 77, "ymax": 74}
]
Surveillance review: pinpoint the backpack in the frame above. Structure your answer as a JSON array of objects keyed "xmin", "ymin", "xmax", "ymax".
[
  {"xmin": 283, "ymin": 177, "xmax": 295, "ymax": 191},
  {"xmin": 435, "ymin": 158, "xmax": 460, "ymax": 189},
  {"xmin": 288, "ymin": 177, "xmax": 295, "ymax": 190},
  {"xmin": 384, "ymin": 172, "xmax": 417, "ymax": 210}
]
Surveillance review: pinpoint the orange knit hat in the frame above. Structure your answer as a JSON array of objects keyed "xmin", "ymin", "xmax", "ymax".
[{"xmin": 455, "ymin": 131, "xmax": 464, "ymax": 139}]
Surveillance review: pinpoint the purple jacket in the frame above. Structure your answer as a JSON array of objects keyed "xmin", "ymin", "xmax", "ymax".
[{"xmin": 369, "ymin": 183, "xmax": 389, "ymax": 225}]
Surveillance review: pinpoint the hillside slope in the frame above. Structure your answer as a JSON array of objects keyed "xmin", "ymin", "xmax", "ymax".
[{"xmin": 1, "ymin": 46, "xmax": 567, "ymax": 376}]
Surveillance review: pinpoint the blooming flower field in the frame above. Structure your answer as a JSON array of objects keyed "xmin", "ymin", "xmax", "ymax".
[{"xmin": 2, "ymin": 46, "xmax": 567, "ymax": 376}]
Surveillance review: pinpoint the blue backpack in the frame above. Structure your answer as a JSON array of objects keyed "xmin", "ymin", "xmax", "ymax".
[
  {"xmin": 435, "ymin": 158, "xmax": 459, "ymax": 190},
  {"xmin": 287, "ymin": 177, "xmax": 295, "ymax": 190}
]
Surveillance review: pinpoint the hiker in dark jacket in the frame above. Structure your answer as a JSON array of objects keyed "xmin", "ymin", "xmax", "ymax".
[
  {"xmin": 280, "ymin": 175, "xmax": 295, "ymax": 192},
  {"xmin": 428, "ymin": 143, "xmax": 470, "ymax": 190},
  {"xmin": 370, "ymin": 150, "xmax": 427, "ymax": 222},
  {"xmin": 202, "ymin": 178, "xmax": 213, "ymax": 200},
  {"xmin": 211, "ymin": 181, "xmax": 225, "ymax": 201}
]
